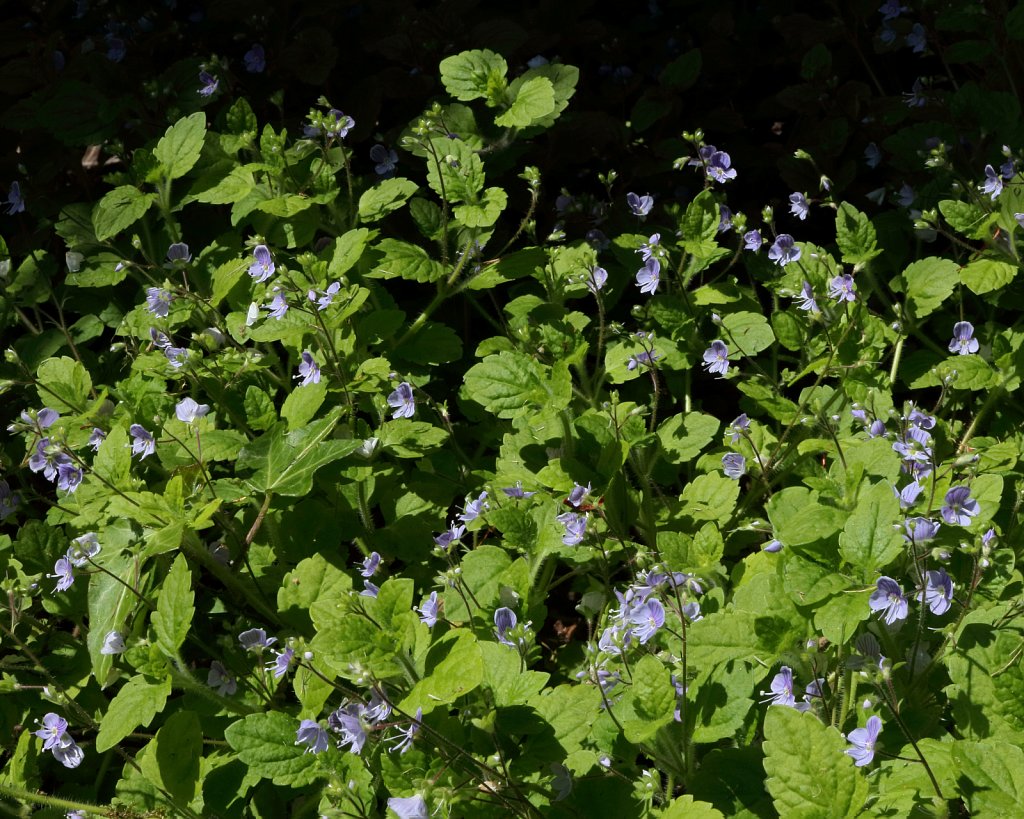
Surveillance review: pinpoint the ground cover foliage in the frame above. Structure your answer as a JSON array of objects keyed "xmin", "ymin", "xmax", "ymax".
[{"xmin": 3, "ymin": 0, "xmax": 1024, "ymax": 816}]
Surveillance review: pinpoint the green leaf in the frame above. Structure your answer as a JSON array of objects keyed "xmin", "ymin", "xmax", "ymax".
[
  {"xmin": 92, "ymin": 186, "xmax": 155, "ymax": 242},
  {"xmin": 772, "ymin": 310, "xmax": 804, "ymax": 351},
  {"xmin": 226, "ymin": 97, "xmax": 257, "ymax": 135},
  {"xmin": 721, "ymin": 311, "xmax": 775, "ymax": 356},
  {"xmin": 93, "ymin": 425, "xmax": 132, "ymax": 491},
  {"xmin": 690, "ymin": 663, "xmax": 757, "ymax": 744},
  {"xmin": 424, "ymin": 137, "xmax": 484, "ymax": 203},
  {"xmin": 763, "ymin": 707, "xmax": 868, "ymax": 819},
  {"xmin": 280, "ymin": 380, "xmax": 326, "ymax": 430},
  {"xmin": 835, "ymin": 203, "xmax": 881, "ymax": 265},
  {"xmin": 953, "ymin": 740, "xmax": 1024, "ymax": 816},
  {"xmin": 463, "ymin": 351, "xmax": 566, "ymax": 419},
  {"xmin": 358, "ymin": 177, "xmax": 419, "ymax": 222},
  {"xmin": 34, "ymin": 356, "xmax": 92, "ymax": 414},
  {"xmin": 494, "ymin": 76, "xmax": 555, "ymax": 127},
  {"xmin": 369, "ymin": 239, "xmax": 446, "ymax": 283},
  {"xmin": 907, "ymin": 352, "xmax": 996, "ymax": 391},
  {"xmin": 621, "ymin": 654, "xmax": 676, "ymax": 742},
  {"xmin": 210, "ymin": 258, "xmax": 249, "ymax": 306},
  {"xmin": 901, "ymin": 257, "xmax": 960, "ymax": 319},
  {"xmin": 512, "ymin": 63, "xmax": 579, "ymax": 129},
  {"xmin": 453, "ymin": 186, "xmax": 507, "ymax": 227},
  {"xmin": 939, "ymin": 199, "xmax": 995, "ymax": 239},
  {"xmin": 679, "ymin": 473, "xmax": 739, "ymax": 524},
  {"xmin": 839, "ymin": 481, "xmax": 903, "ymax": 576},
  {"xmin": 439, "ymin": 49, "xmax": 508, "ymax": 102},
  {"xmin": 255, "ymin": 194, "xmax": 312, "ymax": 217},
  {"xmin": 154, "ymin": 112, "xmax": 206, "ymax": 180},
  {"xmin": 193, "ymin": 166, "xmax": 255, "ymax": 205},
  {"xmin": 657, "ymin": 413, "xmax": 720, "ymax": 464},
  {"xmin": 153, "ymin": 554, "xmax": 194, "ymax": 656},
  {"xmin": 141, "ymin": 521, "xmax": 185, "ymax": 559},
  {"xmin": 468, "ymin": 246, "xmax": 544, "ymax": 290},
  {"xmin": 687, "ymin": 609, "xmax": 767, "ymax": 667},
  {"xmin": 310, "ymin": 580, "xmax": 418, "ymax": 681},
  {"xmin": 783, "ymin": 556, "xmax": 851, "ymax": 606},
  {"xmin": 767, "ymin": 487, "xmax": 847, "ymax": 547},
  {"xmin": 244, "ymin": 386, "xmax": 277, "ymax": 431},
  {"xmin": 946, "ymin": 625, "xmax": 1024, "ymax": 743},
  {"xmin": 95, "ymin": 674, "xmax": 172, "ymax": 752},
  {"xmin": 479, "ymin": 641, "xmax": 550, "ymax": 707},
  {"xmin": 681, "ymin": 190, "xmax": 719, "ymax": 249},
  {"xmin": 87, "ymin": 551, "xmax": 140, "ymax": 686},
  {"xmin": 441, "ymin": 545, "xmax": 511, "ymax": 621},
  {"xmin": 138, "ymin": 711, "xmax": 202, "ymax": 805},
  {"xmin": 236, "ymin": 410, "xmax": 362, "ymax": 496},
  {"xmin": 814, "ymin": 589, "xmax": 873, "ymax": 644},
  {"xmin": 400, "ymin": 631, "xmax": 484, "ymax": 714},
  {"xmin": 659, "ymin": 796, "xmax": 724, "ymax": 819},
  {"xmin": 224, "ymin": 712, "xmax": 322, "ymax": 787},
  {"xmin": 277, "ymin": 553, "xmax": 353, "ymax": 631},
  {"xmin": 962, "ymin": 258, "xmax": 1017, "ymax": 295},
  {"xmin": 66, "ymin": 252, "xmax": 130, "ymax": 288},
  {"xmin": 378, "ymin": 419, "xmax": 449, "ymax": 457},
  {"xmin": 329, "ymin": 228, "xmax": 371, "ymax": 277},
  {"xmin": 529, "ymin": 684, "xmax": 603, "ymax": 756}
]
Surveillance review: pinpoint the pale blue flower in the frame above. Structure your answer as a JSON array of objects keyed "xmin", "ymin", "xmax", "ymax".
[
  {"xmin": 295, "ymin": 719, "xmax": 329, "ymax": 754},
  {"xmin": 845, "ymin": 715, "xmax": 882, "ymax": 766},
  {"xmin": 768, "ymin": 234, "xmax": 801, "ymax": 266},
  {"xmin": 248, "ymin": 245, "xmax": 275, "ymax": 282},
  {"xmin": 918, "ymin": 569, "xmax": 954, "ymax": 615},
  {"xmin": 789, "ymin": 192, "xmax": 810, "ymax": 220},
  {"xmin": 129, "ymin": 424, "xmax": 156, "ymax": 459},
  {"xmin": 296, "ymin": 351, "xmax": 320, "ymax": 387},
  {"xmin": 702, "ymin": 340, "xmax": 729, "ymax": 376},
  {"xmin": 175, "ymin": 397, "xmax": 210, "ymax": 424},
  {"xmin": 949, "ymin": 321, "xmax": 979, "ymax": 355},
  {"xmin": 635, "ymin": 257, "xmax": 660, "ymax": 294},
  {"xmin": 387, "ymin": 382, "xmax": 415, "ymax": 419},
  {"xmin": 869, "ymin": 577, "xmax": 908, "ymax": 625},
  {"xmin": 626, "ymin": 192, "xmax": 654, "ymax": 216}
]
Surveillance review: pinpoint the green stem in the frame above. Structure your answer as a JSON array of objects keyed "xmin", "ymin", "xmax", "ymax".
[{"xmin": 0, "ymin": 784, "xmax": 110, "ymax": 815}]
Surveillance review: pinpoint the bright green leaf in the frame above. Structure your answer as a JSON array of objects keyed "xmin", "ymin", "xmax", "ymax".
[
  {"xmin": 494, "ymin": 76, "xmax": 555, "ymax": 127},
  {"xmin": 280, "ymin": 380, "xmax": 326, "ymax": 430},
  {"xmin": 962, "ymin": 258, "xmax": 1017, "ymax": 295},
  {"xmin": 236, "ymin": 410, "xmax": 362, "ymax": 496},
  {"xmin": 835, "ymin": 203, "xmax": 880, "ymax": 265},
  {"xmin": 839, "ymin": 481, "xmax": 904, "ymax": 576},
  {"xmin": 153, "ymin": 554, "xmax": 194, "ymax": 656},
  {"xmin": 901, "ymin": 257, "xmax": 960, "ymax": 319},
  {"xmin": 154, "ymin": 112, "xmax": 206, "ymax": 180},
  {"xmin": 721, "ymin": 311, "xmax": 776, "ymax": 356},
  {"xmin": 953, "ymin": 739, "xmax": 1024, "ymax": 816},
  {"xmin": 224, "ymin": 712, "xmax": 322, "ymax": 787},
  {"xmin": 92, "ymin": 186, "xmax": 155, "ymax": 242},
  {"xmin": 439, "ymin": 49, "xmax": 508, "ymax": 102},
  {"xmin": 763, "ymin": 707, "xmax": 868, "ymax": 819},
  {"xmin": 96, "ymin": 674, "xmax": 171, "ymax": 752},
  {"xmin": 369, "ymin": 239, "xmax": 446, "ymax": 283},
  {"xmin": 358, "ymin": 177, "xmax": 419, "ymax": 222},
  {"xmin": 657, "ymin": 413, "xmax": 720, "ymax": 464}
]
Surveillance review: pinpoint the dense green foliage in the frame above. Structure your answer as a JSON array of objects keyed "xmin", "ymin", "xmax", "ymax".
[{"xmin": 4, "ymin": 1, "xmax": 1024, "ymax": 817}]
